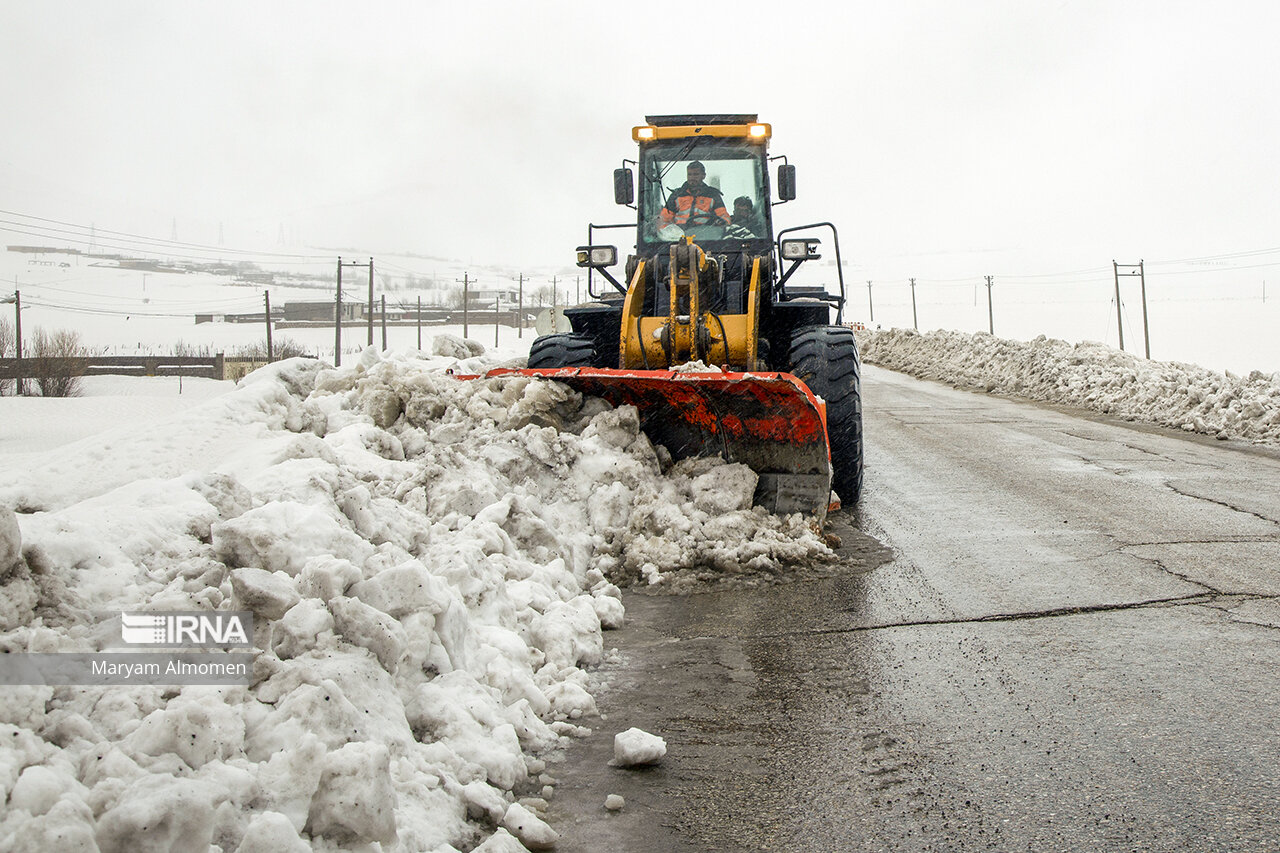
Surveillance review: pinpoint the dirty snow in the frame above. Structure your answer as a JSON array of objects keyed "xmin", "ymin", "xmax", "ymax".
[
  {"xmin": 0, "ymin": 339, "xmax": 833, "ymax": 852},
  {"xmin": 858, "ymin": 327, "xmax": 1280, "ymax": 445}
]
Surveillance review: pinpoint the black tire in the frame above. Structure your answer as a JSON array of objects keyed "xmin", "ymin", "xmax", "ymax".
[
  {"xmin": 527, "ymin": 333, "xmax": 597, "ymax": 369},
  {"xmin": 788, "ymin": 325, "xmax": 864, "ymax": 506}
]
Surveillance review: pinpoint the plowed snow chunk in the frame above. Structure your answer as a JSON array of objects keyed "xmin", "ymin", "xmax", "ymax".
[
  {"xmin": 94, "ymin": 775, "xmax": 218, "ymax": 853},
  {"xmin": 474, "ymin": 827, "xmax": 532, "ymax": 853},
  {"xmin": 690, "ymin": 462, "xmax": 757, "ymax": 514},
  {"xmin": 304, "ymin": 741, "xmax": 399, "ymax": 845},
  {"xmin": 501, "ymin": 801, "xmax": 558, "ymax": 850},
  {"xmin": 0, "ymin": 506, "xmax": 21, "ymax": 572},
  {"xmin": 611, "ymin": 727, "xmax": 667, "ymax": 766},
  {"xmin": 433, "ymin": 334, "xmax": 484, "ymax": 359},
  {"xmin": 212, "ymin": 500, "xmax": 374, "ymax": 576},
  {"xmin": 672, "ymin": 360, "xmax": 723, "ymax": 374},
  {"xmin": 235, "ymin": 810, "xmax": 311, "ymax": 853},
  {"xmin": 230, "ymin": 567, "xmax": 301, "ymax": 620}
]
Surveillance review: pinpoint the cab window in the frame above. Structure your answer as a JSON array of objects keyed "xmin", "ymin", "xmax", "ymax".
[{"xmin": 640, "ymin": 142, "xmax": 766, "ymax": 244}]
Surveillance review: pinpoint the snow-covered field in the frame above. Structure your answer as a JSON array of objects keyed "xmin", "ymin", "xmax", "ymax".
[{"xmin": 0, "ymin": 247, "xmax": 572, "ymax": 364}]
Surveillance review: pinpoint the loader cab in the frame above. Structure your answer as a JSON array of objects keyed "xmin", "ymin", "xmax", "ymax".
[
  {"xmin": 629, "ymin": 117, "xmax": 777, "ymax": 256},
  {"xmin": 637, "ymin": 141, "xmax": 772, "ymax": 251}
]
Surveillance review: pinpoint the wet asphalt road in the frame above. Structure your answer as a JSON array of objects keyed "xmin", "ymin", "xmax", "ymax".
[{"xmin": 545, "ymin": 364, "xmax": 1280, "ymax": 852}]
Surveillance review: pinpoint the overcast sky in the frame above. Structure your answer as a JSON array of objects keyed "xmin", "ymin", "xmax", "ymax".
[{"xmin": 3, "ymin": 1, "xmax": 1278, "ymax": 285}]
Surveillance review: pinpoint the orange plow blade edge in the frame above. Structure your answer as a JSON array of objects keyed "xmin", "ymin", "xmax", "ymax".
[{"xmin": 487, "ymin": 368, "xmax": 834, "ymax": 518}]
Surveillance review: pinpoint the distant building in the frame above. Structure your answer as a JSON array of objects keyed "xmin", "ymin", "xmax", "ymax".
[
  {"xmin": 468, "ymin": 288, "xmax": 521, "ymax": 309},
  {"xmin": 283, "ymin": 301, "xmax": 363, "ymax": 322}
]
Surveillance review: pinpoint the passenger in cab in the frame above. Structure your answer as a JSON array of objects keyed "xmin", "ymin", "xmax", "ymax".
[{"xmin": 727, "ymin": 196, "xmax": 763, "ymax": 238}]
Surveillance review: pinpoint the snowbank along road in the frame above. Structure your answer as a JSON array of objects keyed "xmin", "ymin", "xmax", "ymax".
[{"xmin": 0, "ymin": 342, "xmax": 835, "ymax": 852}]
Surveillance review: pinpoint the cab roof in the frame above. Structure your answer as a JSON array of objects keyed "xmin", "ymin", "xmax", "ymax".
[{"xmin": 645, "ymin": 114, "xmax": 759, "ymax": 127}]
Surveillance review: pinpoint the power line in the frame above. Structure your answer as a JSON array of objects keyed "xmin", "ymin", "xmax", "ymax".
[
  {"xmin": 1149, "ymin": 246, "xmax": 1280, "ymax": 266},
  {"xmin": 0, "ymin": 209, "xmax": 332, "ymax": 260},
  {"xmin": 20, "ymin": 297, "xmax": 214, "ymax": 319},
  {"xmin": 0, "ymin": 215, "xmax": 334, "ymax": 267},
  {"xmin": 17, "ymin": 279, "xmax": 262, "ymax": 307},
  {"xmin": 0, "ymin": 222, "xmax": 337, "ymax": 268}
]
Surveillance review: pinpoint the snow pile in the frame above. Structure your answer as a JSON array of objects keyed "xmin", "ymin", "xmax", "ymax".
[
  {"xmin": 858, "ymin": 328, "xmax": 1280, "ymax": 444},
  {"xmin": 0, "ymin": 345, "xmax": 833, "ymax": 852}
]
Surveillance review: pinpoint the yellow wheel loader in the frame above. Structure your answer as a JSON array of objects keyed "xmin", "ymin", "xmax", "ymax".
[{"xmin": 499, "ymin": 114, "xmax": 862, "ymax": 518}]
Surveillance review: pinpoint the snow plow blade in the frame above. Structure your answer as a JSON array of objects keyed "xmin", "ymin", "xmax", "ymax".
[{"xmin": 488, "ymin": 367, "xmax": 833, "ymax": 518}]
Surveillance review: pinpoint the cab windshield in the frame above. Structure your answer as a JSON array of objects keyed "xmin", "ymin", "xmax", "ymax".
[{"xmin": 639, "ymin": 139, "xmax": 768, "ymax": 245}]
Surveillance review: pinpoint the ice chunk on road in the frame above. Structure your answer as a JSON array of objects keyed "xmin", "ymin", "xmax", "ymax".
[{"xmin": 611, "ymin": 726, "xmax": 667, "ymax": 766}]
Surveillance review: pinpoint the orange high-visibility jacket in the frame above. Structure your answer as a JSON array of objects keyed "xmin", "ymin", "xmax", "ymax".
[{"xmin": 659, "ymin": 183, "xmax": 730, "ymax": 228}]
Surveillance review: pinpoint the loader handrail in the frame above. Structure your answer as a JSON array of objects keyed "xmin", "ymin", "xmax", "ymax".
[
  {"xmin": 586, "ymin": 222, "xmax": 634, "ymax": 299},
  {"xmin": 775, "ymin": 222, "xmax": 847, "ymax": 324}
]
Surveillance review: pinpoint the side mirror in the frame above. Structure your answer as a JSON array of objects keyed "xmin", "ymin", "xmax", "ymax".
[
  {"xmin": 614, "ymin": 168, "xmax": 634, "ymax": 205},
  {"xmin": 778, "ymin": 164, "xmax": 796, "ymax": 201}
]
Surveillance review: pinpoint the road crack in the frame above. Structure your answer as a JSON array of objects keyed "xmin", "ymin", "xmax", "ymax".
[
  {"xmin": 760, "ymin": 593, "xmax": 1220, "ymax": 638},
  {"xmin": 1194, "ymin": 594, "xmax": 1280, "ymax": 632},
  {"xmin": 1164, "ymin": 481, "xmax": 1280, "ymax": 526}
]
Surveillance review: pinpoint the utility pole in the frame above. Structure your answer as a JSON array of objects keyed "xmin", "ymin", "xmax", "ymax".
[
  {"xmin": 335, "ymin": 258, "xmax": 343, "ymax": 366},
  {"xmin": 1139, "ymin": 260, "xmax": 1149, "ymax": 359},
  {"xmin": 3, "ymin": 291, "xmax": 20, "ymax": 395},
  {"xmin": 380, "ymin": 295, "xmax": 387, "ymax": 349},
  {"xmin": 514, "ymin": 274, "xmax": 524, "ymax": 338},
  {"xmin": 909, "ymin": 278, "xmax": 918, "ymax": 331},
  {"xmin": 417, "ymin": 295, "xmax": 423, "ymax": 351},
  {"xmin": 866, "ymin": 281, "xmax": 874, "ymax": 323},
  {"xmin": 575, "ymin": 275, "xmax": 580, "ymax": 306},
  {"xmin": 367, "ymin": 257, "xmax": 375, "ymax": 347},
  {"xmin": 264, "ymin": 291, "xmax": 273, "ymax": 362},
  {"xmin": 458, "ymin": 273, "xmax": 471, "ymax": 338},
  {"xmin": 335, "ymin": 256, "xmax": 371, "ymax": 361},
  {"xmin": 985, "ymin": 275, "xmax": 994, "ymax": 335},
  {"xmin": 1114, "ymin": 260, "xmax": 1148, "ymax": 357},
  {"xmin": 13, "ymin": 290, "xmax": 20, "ymax": 397},
  {"xmin": 1111, "ymin": 260, "xmax": 1125, "ymax": 352}
]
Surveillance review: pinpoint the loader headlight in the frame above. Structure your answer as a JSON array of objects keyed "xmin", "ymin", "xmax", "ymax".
[
  {"xmin": 781, "ymin": 238, "xmax": 821, "ymax": 261},
  {"xmin": 576, "ymin": 245, "xmax": 618, "ymax": 268}
]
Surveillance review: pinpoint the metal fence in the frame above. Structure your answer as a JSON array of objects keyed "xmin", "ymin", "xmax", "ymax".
[{"xmin": 0, "ymin": 355, "xmax": 228, "ymax": 382}]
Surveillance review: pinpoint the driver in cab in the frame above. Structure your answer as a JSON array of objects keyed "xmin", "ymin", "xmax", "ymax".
[{"xmin": 657, "ymin": 161, "xmax": 730, "ymax": 237}]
